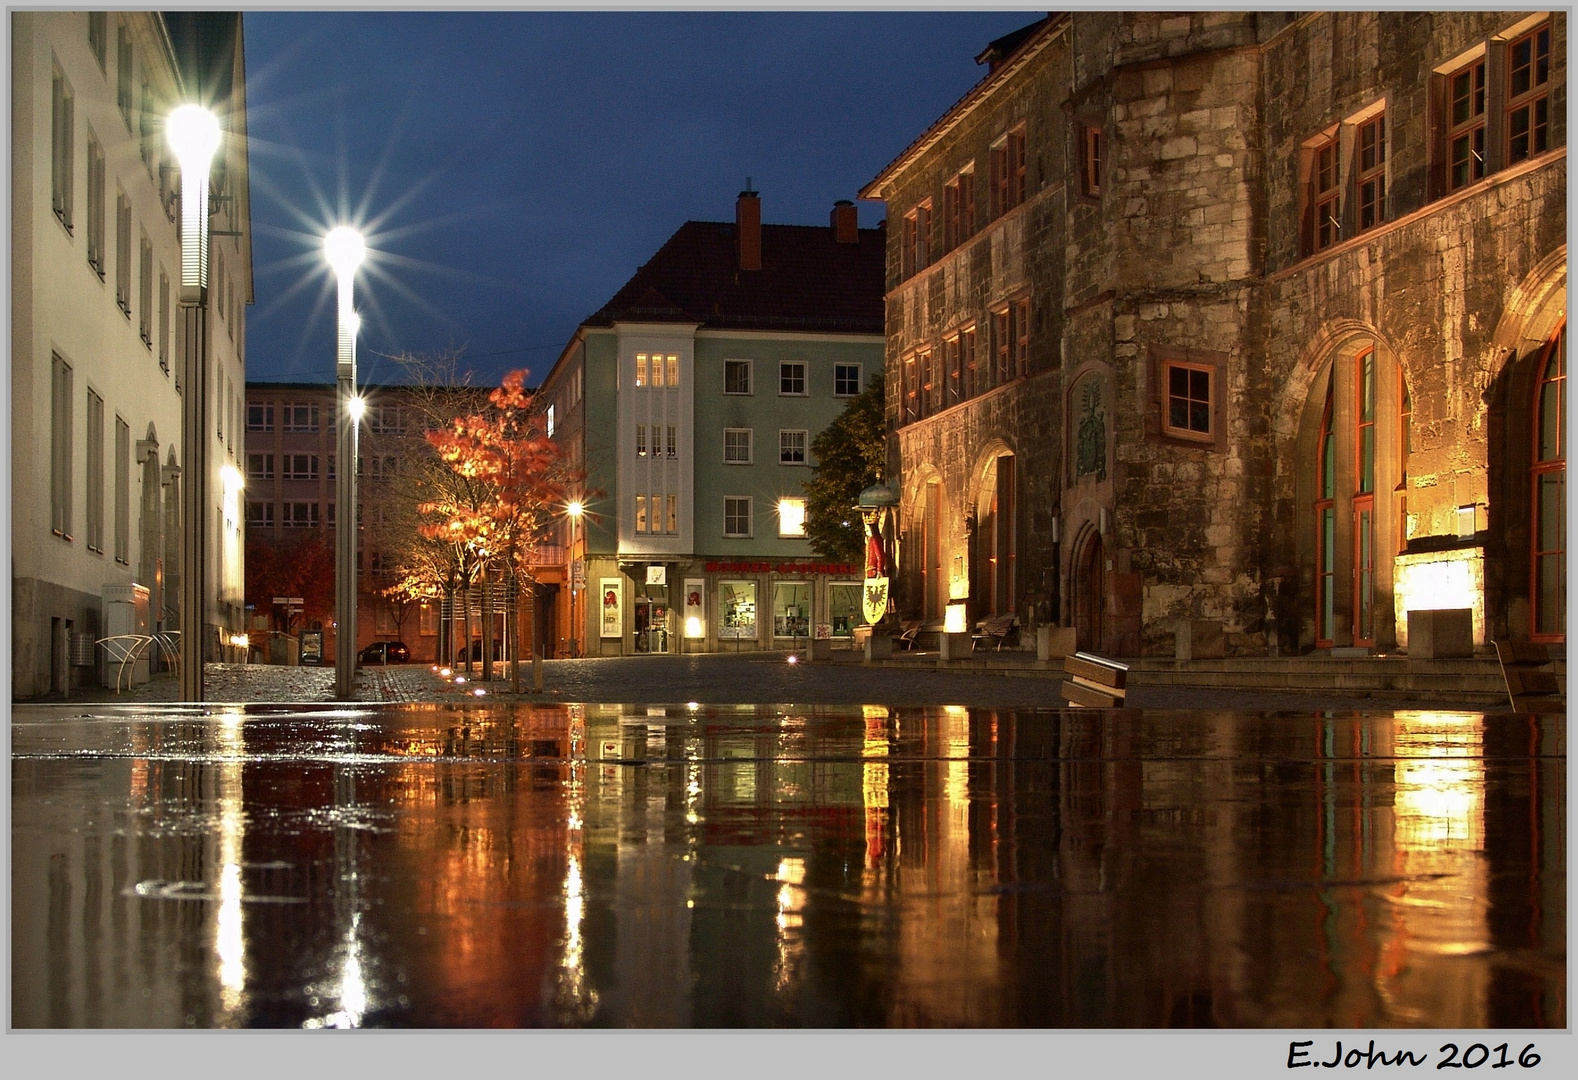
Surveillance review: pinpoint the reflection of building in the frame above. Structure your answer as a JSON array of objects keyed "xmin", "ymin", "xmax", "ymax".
[
  {"xmin": 863, "ymin": 13, "xmax": 1565, "ymax": 656},
  {"xmin": 538, "ymin": 190, "xmax": 884, "ymax": 654},
  {"xmin": 12, "ymin": 12, "xmax": 253, "ymax": 697}
]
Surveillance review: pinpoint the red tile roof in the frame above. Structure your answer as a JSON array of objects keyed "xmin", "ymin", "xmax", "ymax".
[{"xmin": 584, "ymin": 220, "xmax": 885, "ymax": 336}]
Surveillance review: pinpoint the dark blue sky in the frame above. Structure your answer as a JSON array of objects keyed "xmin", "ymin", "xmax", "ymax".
[{"xmin": 241, "ymin": 10, "xmax": 1040, "ymax": 386}]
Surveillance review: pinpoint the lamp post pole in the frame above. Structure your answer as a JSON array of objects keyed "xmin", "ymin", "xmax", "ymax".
[
  {"xmin": 326, "ymin": 227, "xmax": 366, "ymax": 701},
  {"xmin": 567, "ymin": 501, "xmax": 583, "ymax": 658},
  {"xmin": 168, "ymin": 105, "xmax": 222, "ymax": 703}
]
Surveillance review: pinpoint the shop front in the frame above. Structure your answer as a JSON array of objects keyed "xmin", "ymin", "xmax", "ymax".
[{"xmin": 701, "ymin": 561, "xmax": 862, "ymax": 652}]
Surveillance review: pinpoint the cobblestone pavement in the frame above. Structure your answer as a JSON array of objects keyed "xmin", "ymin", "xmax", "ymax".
[{"xmin": 61, "ymin": 651, "xmax": 1507, "ymax": 712}]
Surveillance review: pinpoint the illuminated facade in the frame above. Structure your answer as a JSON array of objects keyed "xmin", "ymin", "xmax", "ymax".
[
  {"xmin": 539, "ymin": 191, "xmax": 885, "ymax": 655},
  {"xmin": 12, "ymin": 13, "xmax": 253, "ymax": 697},
  {"xmin": 863, "ymin": 12, "xmax": 1566, "ymax": 656}
]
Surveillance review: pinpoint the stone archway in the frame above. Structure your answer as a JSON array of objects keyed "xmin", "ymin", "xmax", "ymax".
[{"xmin": 969, "ymin": 444, "xmax": 1018, "ymax": 620}]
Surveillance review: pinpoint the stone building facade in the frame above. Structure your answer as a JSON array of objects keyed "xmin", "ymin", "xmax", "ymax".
[{"xmin": 862, "ymin": 11, "xmax": 1565, "ymax": 657}]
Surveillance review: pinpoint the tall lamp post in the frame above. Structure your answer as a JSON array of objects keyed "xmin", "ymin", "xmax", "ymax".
[
  {"xmin": 168, "ymin": 104, "xmax": 222, "ymax": 702},
  {"xmin": 567, "ymin": 500, "xmax": 583, "ymax": 658},
  {"xmin": 326, "ymin": 227, "xmax": 366, "ymax": 701}
]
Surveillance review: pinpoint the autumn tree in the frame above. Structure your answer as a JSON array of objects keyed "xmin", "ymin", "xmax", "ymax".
[
  {"xmin": 803, "ymin": 373, "xmax": 887, "ymax": 562},
  {"xmin": 420, "ymin": 369, "xmax": 570, "ymax": 690}
]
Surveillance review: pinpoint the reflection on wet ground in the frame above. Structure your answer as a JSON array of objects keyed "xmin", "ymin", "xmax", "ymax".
[{"xmin": 12, "ymin": 703, "xmax": 1566, "ymax": 1028}]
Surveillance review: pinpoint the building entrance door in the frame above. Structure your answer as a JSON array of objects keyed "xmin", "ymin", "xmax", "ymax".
[
  {"xmin": 1075, "ymin": 530, "xmax": 1105, "ymax": 652},
  {"xmin": 634, "ymin": 600, "xmax": 670, "ymax": 653}
]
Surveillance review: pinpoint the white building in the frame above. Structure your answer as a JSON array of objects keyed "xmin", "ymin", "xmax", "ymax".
[{"xmin": 11, "ymin": 12, "xmax": 252, "ymax": 698}]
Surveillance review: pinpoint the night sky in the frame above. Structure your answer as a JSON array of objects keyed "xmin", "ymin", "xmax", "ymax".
[{"xmin": 241, "ymin": 10, "xmax": 1041, "ymax": 387}]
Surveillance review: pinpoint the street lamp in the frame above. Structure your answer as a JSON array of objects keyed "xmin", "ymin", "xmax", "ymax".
[
  {"xmin": 567, "ymin": 500, "xmax": 584, "ymax": 657},
  {"xmin": 168, "ymin": 104, "xmax": 222, "ymax": 702},
  {"xmin": 326, "ymin": 226, "xmax": 366, "ymax": 700}
]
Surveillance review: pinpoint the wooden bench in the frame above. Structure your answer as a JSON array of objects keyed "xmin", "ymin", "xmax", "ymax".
[
  {"xmin": 1061, "ymin": 651, "xmax": 1129, "ymax": 707},
  {"xmin": 972, "ymin": 614, "xmax": 1019, "ymax": 651},
  {"xmin": 1494, "ymin": 639, "xmax": 1566, "ymax": 713}
]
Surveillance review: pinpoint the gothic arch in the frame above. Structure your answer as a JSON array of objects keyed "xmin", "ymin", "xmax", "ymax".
[
  {"xmin": 966, "ymin": 438, "xmax": 1018, "ymax": 619},
  {"xmin": 1488, "ymin": 245, "xmax": 1568, "ymax": 364},
  {"xmin": 903, "ymin": 462, "xmax": 950, "ymax": 621}
]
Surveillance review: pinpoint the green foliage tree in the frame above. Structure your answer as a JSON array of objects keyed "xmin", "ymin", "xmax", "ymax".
[{"xmin": 803, "ymin": 373, "xmax": 887, "ymax": 562}]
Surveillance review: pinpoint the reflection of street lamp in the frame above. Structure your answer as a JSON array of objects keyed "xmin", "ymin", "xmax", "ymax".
[
  {"xmin": 168, "ymin": 104, "xmax": 222, "ymax": 702},
  {"xmin": 567, "ymin": 500, "xmax": 584, "ymax": 657},
  {"xmin": 326, "ymin": 226, "xmax": 366, "ymax": 700}
]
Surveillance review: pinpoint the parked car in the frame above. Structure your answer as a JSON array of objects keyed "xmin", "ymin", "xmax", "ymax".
[{"xmin": 358, "ymin": 640, "xmax": 411, "ymax": 665}]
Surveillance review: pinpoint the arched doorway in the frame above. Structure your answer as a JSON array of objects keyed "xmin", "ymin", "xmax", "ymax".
[
  {"xmin": 1530, "ymin": 324, "xmax": 1565, "ymax": 641},
  {"xmin": 972, "ymin": 453, "xmax": 1017, "ymax": 617},
  {"xmin": 1074, "ymin": 527, "xmax": 1105, "ymax": 652}
]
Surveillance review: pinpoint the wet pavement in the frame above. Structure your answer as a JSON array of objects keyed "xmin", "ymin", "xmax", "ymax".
[{"xmin": 12, "ymin": 700, "xmax": 1565, "ymax": 1028}]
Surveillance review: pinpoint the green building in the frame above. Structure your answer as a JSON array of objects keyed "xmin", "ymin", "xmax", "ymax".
[{"xmin": 539, "ymin": 190, "xmax": 884, "ymax": 655}]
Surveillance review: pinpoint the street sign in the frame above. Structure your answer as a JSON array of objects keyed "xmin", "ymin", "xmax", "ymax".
[{"xmin": 272, "ymin": 596, "xmax": 304, "ymax": 605}]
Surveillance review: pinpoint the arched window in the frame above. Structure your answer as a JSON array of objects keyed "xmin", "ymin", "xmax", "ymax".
[
  {"xmin": 1531, "ymin": 325, "xmax": 1565, "ymax": 640},
  {"xmin": 1353, "ymin": 347, "xmax": 1376, "ymax": 647}
]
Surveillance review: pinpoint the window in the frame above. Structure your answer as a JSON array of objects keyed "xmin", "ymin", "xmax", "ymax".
[
  {"xmin": 115, "ymin": 191, "xmax": 131, "ymax": 315},
  {"xmin": 245, "ymin": 501, "xmax": 274, "ymax": 528},
  {"xmin": 1355, "ymin": 113, "xmax": 1386, "ymax": 233},
  {"xmin": 365, "ymin": 455, "xmax": 397, "ymax": 480},
  {"xmin": 248, "ymin": 403, "xmax": 274, "ymax": 432},
  {"xmin": 546, "ymin": 404, "xmax": 554, "ymax": 437},
  {"xmin": 779, "ymin": 429, "xmax": 807, "ymax": 465},
  {"xmin": 139, "ymin": 234, "xmax": 153, "ymax": 346},
  {"xmin": 772, "ymin": 580, "xmax": 810, "ymax": 637},
  {"xmin": 724, "ymin": 428, "xmax": 752, "ymax": 464},
  {"xmin": 1165, "ymin": 361, "xmax": 1213, "ymax": 439},
  {"xmin": 89, "ymin": 13, "xmax": 107, "ymax": 71},
  {"xmin": 326, "ymin": 503, "xmax": 336, "ymax": 527},
  {"xmin": 724, "ymin": 359, "xmax": 752, "ymax": 395},
  {"xmin": 1014, "ymin": 298, "xmax": 1030, "ymax": 377},
  {"xmin": 327, "ymin": 455, "xmax": 336, "ymax": 480},
  {"xmin": 780, "ymin": 361, "xmax": 806, "ymax": 395},
  {"xmin": 828, "ymin": 582, "xmax": 861, "ymax": 638},
  {"xmin": 636, "ymin": 424, "xmax": 647, "ymax": 456},
  {"xmin": 724, "ymin": 497, "xmax": 753, "ymax": 538},
  {"xmin": 86, "ymin": 133, "xmax": 105, "ymax": 275},
  {"xmin": 51, "ymin": 353, "xmax": 73, "ymax": 538},
  {"xmin": 635, "ymin": 353, "xmax": 648, "ymax": 387},
  {"xmin": 719, "ymin": 580, "xmax": 757, "ymax": 639},
  {"xmin": 944, "ymin": 335, "xmax": 962, "ymax": 407},
  {"xmin": 902, "ymin": 201, "xmax": 931, "ymax": 277},
  {"xmin": 115, "ymin": 23, "xmax": 132, "ymax": 129},
  {"xmin": 246, "ymin": 453, "xmax": 274, "ymax": 479},
  {"xmin": 961, "ymin": 324, "xmax": 979, "ymax": 398},
  {"xmin": 114, "ymin": 417, "xmax": 130, "ymax": 563},
  {"xmin": 943, "ymin": 168, "xmax": 975, "ymax": 250},
  {"xmin": 667, "ymin": 425, "xmax": 677, "ymax": 458},
  {"xmin": 903, "ymin": 352, "xmax": 919, "ymax": 424},
  {"xmin": 667, "ymin": 354, "xmax": 679, "ymax": 388},
  {"xmin": 1315, "ymin": 382, "xmax": 1336, "ymax": 646},
  {"xmin": 834, "ymin": 363, "xmax": 861, "ymax": 397},
  {"xmin": 51, "ymin": 65, "xmax": 73, "ymax": 230},
  {"xmin": 1306, "ymin": 130, "xmax": 1341, "ymax": 253},
  {"xmin": 86, "ymin": 390, "xmax": 104, "ymax": 552},
  {"xmin": 992, "ymin": 308, "xmax": 1011, "ymax": 384},
  {"xmin": 1506, "ymin": 23, "xmax": 1550, "ymax": 165},
  {"xmin": 667, "ymin": 494, "xmax": 677, "ymax": 534},
  {"xmin": 1447, "ymin": 56, "xmax": 1487, "ymax": 190},
  {"xmin": 282, "ymin": 502, "xmax": 319, "ymax": 528},
  {"xmin": 283, "ymin": 454, "xmax": 318, "ymax": 481},
  {"xmin": 777, "ymin": 498, "xmax": 807, "ymax": 539},
  {"xmin": 158, "ymin": 269, "xmax": 169, "ymax": 372},
  {"xmin": 368, "ymin": 405, "xmax": 406, "ymax": 434},
  {"xmin": 1532, "ymin": 326, "xmax": 1565, "ymax": 640},
  {"xmin": 139, "ymin": 79, "xmax": 156, "ymax": 171},
  {"xmin": 635, "ymin": 494, "xmax": 648, "ymax": 534},
  {"xmin": 1079, "ymin": 122, "xmax": 1104, "ymax": 198},
  {"xmin": 281, "ymin": 404, "xmax": 318, "ymax": 432},
  {"xmin": 990, "ymin": 124, "xmax": 1027, "ymax": 219}
]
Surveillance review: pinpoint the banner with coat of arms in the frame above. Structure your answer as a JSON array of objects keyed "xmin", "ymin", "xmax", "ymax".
[{"xmin": 862, "ymin": 577, "xmax": 889, "ymax": 626}]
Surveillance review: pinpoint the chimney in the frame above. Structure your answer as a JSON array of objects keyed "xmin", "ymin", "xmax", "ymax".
[
  {"xmin": 736, "ymin": 180, "xmax": 761, "ymax": 271},
  {"xmin": 831, "ymin": 199, "xmax": 859, "ymax": 244}
]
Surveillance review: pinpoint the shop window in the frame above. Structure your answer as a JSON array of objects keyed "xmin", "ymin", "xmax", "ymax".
[
  {"xmin": 772, "ymin": 582, "xmax": 811, "ymax": 638},
  {"xmin": 719, "ymin": 580, "xmax": 757, "ymax": 639},
  {"xmin": 828, "ymin": 582, "xmax": 862, "ymax": 638}
]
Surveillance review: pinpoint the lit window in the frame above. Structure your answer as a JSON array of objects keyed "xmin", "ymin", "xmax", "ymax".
[
  {"xmin": 778, "ymin": 497, "xmax": 807, "ymax": 538},
  {"xmin": 635, "ymin": 494, "xmax": 648, "ymax": 534},
  {"xmin": 635, "ymin": 353, "xmax": 648, "ymax": 388},
  {"xmin": 636, "ymin": 424, "xmax": 647, "ymax": 457},
  {"xmin": 667, "ymin": 426, "xmax": 677, "ymax": 458}
]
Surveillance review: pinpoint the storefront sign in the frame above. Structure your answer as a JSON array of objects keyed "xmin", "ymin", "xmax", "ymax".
[
  {"xmin": 646, "ymin": 564, "xmax": 666, "ymax": 586},
  {"xmin": 600, "ymin": 578, "xmax": 622, "ymax": 638},
  {"xmin": 704, "ymin": 561, "xmax": 858, "ymax": 575}
]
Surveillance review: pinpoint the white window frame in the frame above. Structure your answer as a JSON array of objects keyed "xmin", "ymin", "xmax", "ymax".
[
  {"xmin": 779, "ymin": 361, "xmax": 807, "ymax": 396},
  {"xmin": 724, "ymin": 359, "xmax": 753, "ymax": 395},
  {"xmin": 724, "ymin": 496, "xmax": 753, "ymax": 538},
  {"xmin": 834, "ymin": 363, "xmax": 862, "ymax": 397},
  {"xmin": 779, "ymin": 429, "xmax": 808, "ymax": 466},
  {"xmin": 724, "ymin": 427, "xmax": 753, "ymax": 465}
]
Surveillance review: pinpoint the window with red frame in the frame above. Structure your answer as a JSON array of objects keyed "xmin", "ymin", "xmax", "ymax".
[
  {"xmin": 1355, "ymin": 113, "xmax": 1386, "ymax": 232},
  {"xmin": 1507, "ymin": 23, "xmax": 1550, "ymax": 165},
  {"xmin": 1447, "ymin": 56, "xmax": 1487, "ymax": 190}
]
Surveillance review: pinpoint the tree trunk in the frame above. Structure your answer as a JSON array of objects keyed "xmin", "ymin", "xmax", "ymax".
[
  {"xmin": 512, "ymin": 572, "xmax": 524, "ymax": 694},
  {"xmin": 461, "ymin": 577, "xmax": 473, "ymax": 674},
  {"xmin": 481, "ymin": 570, "xmax": 493, "ymax": 682}
]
